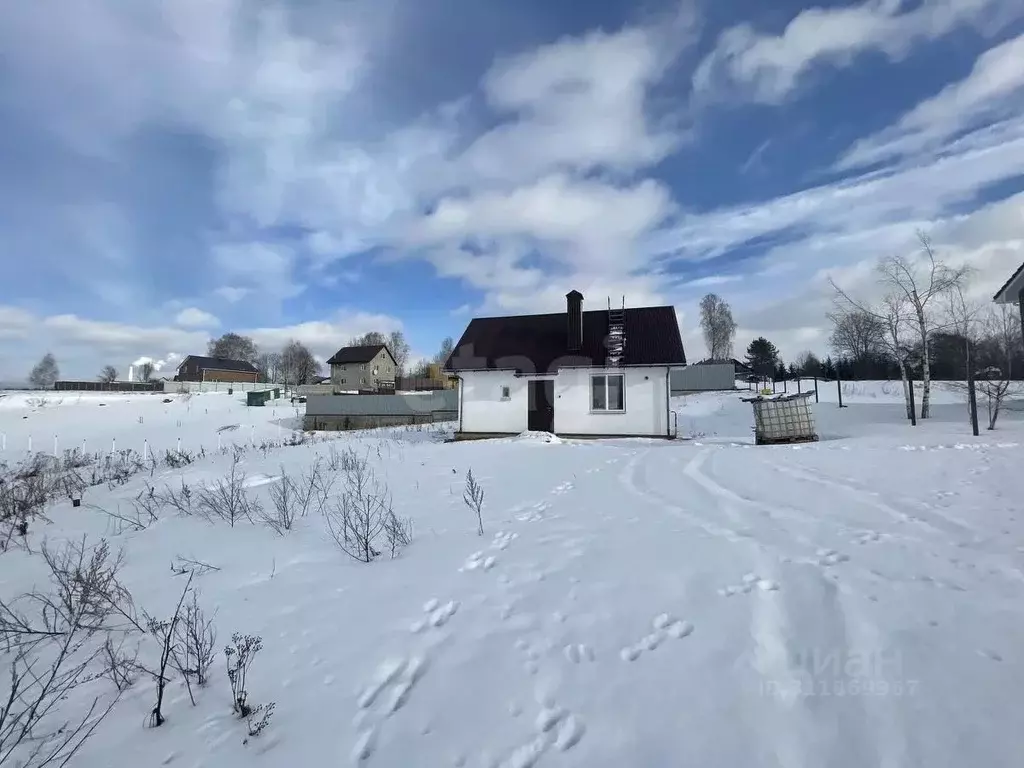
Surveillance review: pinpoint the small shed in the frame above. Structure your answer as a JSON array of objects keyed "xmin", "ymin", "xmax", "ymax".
[{"xmin": 741, "ymin": 392, "xmax": 818, "ymax": 445}]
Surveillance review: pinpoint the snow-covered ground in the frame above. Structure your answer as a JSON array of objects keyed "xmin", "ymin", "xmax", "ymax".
[{"xmin": 2, "ymin": 384, "xmax": 1023, "ymax": 767}]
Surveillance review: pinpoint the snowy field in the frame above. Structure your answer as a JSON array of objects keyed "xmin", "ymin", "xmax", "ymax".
[{"xmin": 2, "ymin": 383, "xmax": 1024, "ymax": 767}]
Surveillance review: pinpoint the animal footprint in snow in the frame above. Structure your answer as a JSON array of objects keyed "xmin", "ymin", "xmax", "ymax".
[
  {"xmin": 517, "ymin": 502, "xmax": 548, "ymax": 522},
  {"xmin": 620, "ymin": 615, "xmax": 694, "ymax": 661},
  {"xmin": 491, "ymin": 530, "xmax": 517, "ymax": 551},
  {"xmin": 552, "ymin": 481, "xmax": 574, "ymax": 495},
  {"xmin": 411, "ymin": 598, "xmax": 459, "ymax": 632},
  {"xmin": 718, "ymin": 574, "xmax": 779, "ymax": 596},
  {"xmin": 353, "ymin": 656, "xmax": 429, "ymax": 762},
  {"xmin": 461, "ymin": 551, "xmax": 497, "ymax": 572},
  {"xmin": 854, "ymin": 531, "xmax": 881, "ymax": 545},
  {"xmin": 817, "ymin": 548, "xmax": 850, "ymax": 566},
  {"xmin": 563, "ymin": 643, "xmax": 596, "ymax": 663}
]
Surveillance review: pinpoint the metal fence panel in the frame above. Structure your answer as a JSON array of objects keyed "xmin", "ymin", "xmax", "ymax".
[
  {"xmin": 670, "ymin": 364, "xmax": 735, "ymax": 392},
  {"xmin": 54, "ymin": 380, "xmax": 164, "ymax": 392},
  {"xmin": 306, "ymin": 389, "xmax": 458, "ymax": 417}
]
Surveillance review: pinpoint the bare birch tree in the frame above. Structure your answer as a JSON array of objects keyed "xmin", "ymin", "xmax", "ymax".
[
  {"xmin": 698, "ymin": 294, "xmax": 737, "ymax": 360},
  {"xmin": 876, "ymin": 233, "xmax": 970, "ymax": 418}
]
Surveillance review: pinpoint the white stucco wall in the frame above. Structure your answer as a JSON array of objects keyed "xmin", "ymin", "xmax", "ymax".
[
  {"xmin": 458, "ymin": 371, "xmax": 530, "ymax": 433},
  {"xmin": 459, "ymin": 367, "xmax": 671, "ymax": 436},
  {"xmin": 553, "ymin": 367, "xmax": 670, "ymax": 436}
]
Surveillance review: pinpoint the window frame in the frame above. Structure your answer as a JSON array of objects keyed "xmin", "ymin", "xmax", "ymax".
[
  {"xmin": 590, "ymin": 373, "xmax": 625, "ymax": 413},
  {"xmin": 500, "ymin": 385, "xmax": 511, "ymax": 401}
]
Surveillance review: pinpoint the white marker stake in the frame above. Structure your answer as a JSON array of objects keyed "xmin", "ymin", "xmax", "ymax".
[
  {"xmin": 1, "ymin": 432, "xmax": 5, "ymax": 451},
  {"xmin": 250, "ymin": 425, "xmax": 255, "ymax": 445},
  {"xmin": 177, "ymin": 437, "xmax": 181, "ymax": 453},
  {"xmin": 143, "ymin": 440, "xmax": 149, "ymax": 461},
  {"xmin": 81, "ymin": 438, "xmax": 86, "ymax": 455},
  {"xmin": 217, "ymin": 433, "xmax": 222, "ymax": 451},
  {"xmin": 27, "ymin": 435, "xmax": 32, "ymax": 453},
  {"xmin": 53, "ymin": 435, "xmax": 58, "ymax": 456},
  {"xmin": 112, "ymin": 437, "xmax": 116, "ymax": 455}
]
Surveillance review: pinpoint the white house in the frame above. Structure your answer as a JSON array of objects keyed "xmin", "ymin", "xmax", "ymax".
[{"xmin": 444, "ymin": 290, "xmax": 687, "ymax": 439}]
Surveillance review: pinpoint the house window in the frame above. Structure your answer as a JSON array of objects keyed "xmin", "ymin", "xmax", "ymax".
[
  {"xmin": 591, "ymin": 374, "xmax": 625, "ymax": 412},
  {"xmin": 501, "ymin": 385, "xmax": 510, "ymax": 400}
]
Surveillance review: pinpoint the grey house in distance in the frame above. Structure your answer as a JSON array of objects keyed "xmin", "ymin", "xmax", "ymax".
[{"xmin": 326, "ymin": 344, "xmax": 398, "ymax": 391}]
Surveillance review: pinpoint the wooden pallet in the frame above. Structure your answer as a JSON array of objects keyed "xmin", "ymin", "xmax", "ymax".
[{"xmin": 755, "ymin": 433, "xmax": 819, "ymax": 446}]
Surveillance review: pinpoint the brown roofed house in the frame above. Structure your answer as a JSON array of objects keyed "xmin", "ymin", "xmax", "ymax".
[
  {"xmin": 444, "ymin": 290, "xmax": 687, "ymax": 439},
  {"xmin": 174, "ymin": 356, "xmax": 259, "ymax": 383}
]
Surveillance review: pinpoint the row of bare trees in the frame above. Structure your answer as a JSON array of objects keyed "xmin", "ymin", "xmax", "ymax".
[{"xmin": 829, "ymin": 233, "xmax": 1022, "ymax": 429}]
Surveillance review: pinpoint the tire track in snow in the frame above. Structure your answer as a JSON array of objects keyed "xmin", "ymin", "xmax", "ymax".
[
  {"xmin": 750, "ymin": 562, "xmax": 888, "ymax": 768},
  {"xmin": 768, "ymin": 461, "xmax": 964, "ymax": 538}
]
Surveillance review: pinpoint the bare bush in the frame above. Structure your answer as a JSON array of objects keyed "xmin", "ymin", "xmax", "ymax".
[
  {"xmin": 196, "ymin": 451, "xmax": 261, "ymax": 527},
  {"xmin": 171, "ymin": 590, "xmax": 217, "ymax": 695},
  {"xmin": 164, "ymin": 449, "xmax": 198, "ymax": 469},
  {"xmin": 139, "ymin": 572, "xmax": 193, "ymax": 726},
  {"xmin": 261, "ymin": 468, "xmax": 298, "ymax": 534},
  {"xmin": 463, "ymin": 469, "xmax": 485, "ymax": 536},
  {"xmin": 100, "ymin": 636, "xmax": 139, "ymax": 692},
  {"xmin": 170, "ymin": 556, "xmax": 220, "ymax": 577},
  {"xmin": 225, "ymin": 632, "xmax": 274, "ymax": 739},
  {"xmin": 324, "ymin": 450, "xmax": 406, "ymax": 562},
  {"xmin": 0, "ymin": 537, "xmax": 139, "ymax": 766},
  {"xmin": 132, "ymin": 483, "xmax": 162, "ymax": 525},
  {"xmin": 158, "ymin": 479, "xmax": 195, "ymax": 517},
  {"xmin": 383, "ymin": 509, "xmax": 413, "ymax": 559}
]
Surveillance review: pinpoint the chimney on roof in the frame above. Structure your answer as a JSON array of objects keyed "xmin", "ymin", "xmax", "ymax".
[{"xmin": 566, "ymin": 290, "xmax": 584, "ymax": 352}]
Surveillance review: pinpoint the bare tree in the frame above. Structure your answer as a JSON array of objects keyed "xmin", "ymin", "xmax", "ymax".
[
  {"xmin": 208, "ymin": 333, "xmax": 259, "ymax": 364},
  {"xmin": 388, "ymin": 331, "xmax": 411, "ymax": 375},
  {"xmin": 350, "ymin": 332, "xmax": 387, "ymax": 347},
  {"xmin": 138, "ymin": 362, "xmax": 154, "ymax": 382},
  {"xmin": 28, "ymin": 353, "xmax": 59, "ymax": 390},
  {"xmin": 698, "ymin": 294, "xmax": 737, "ymax": 360},
  {"xmin": 98, "ymin": 366, "xmax": 118, "ymax": 384},
  {"xmin": 829, "ymin": 288, "xmax": 916, "ymax": 418},
  {"xmin": 826, "ymin": 308, "xmax": 885, "ymax": 373},
  {"xmin": 975, "ymin": 305, "xmax": 1021, "ymax": 429},
  {"xmin": 433, "ymin": 337, "xmax": 455, "ymax": 366},
  {"xmin": 280, "ymin": 340, "xmax": 320, "ymax": 385},
  {"xmin": 876, "ymin": 233, "xmax": 970, "ymax": 418},
  {"xmin": 255, "ymin": 352, "xmax": 282, "ymax": 383}
]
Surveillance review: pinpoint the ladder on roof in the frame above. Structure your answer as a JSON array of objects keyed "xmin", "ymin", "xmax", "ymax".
[{"xmin": 606, "ymin": 296, "xmax": 626, "ymax": 366}]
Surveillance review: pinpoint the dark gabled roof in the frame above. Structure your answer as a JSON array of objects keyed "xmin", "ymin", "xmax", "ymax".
[
  {"xmin": 993, "ymin": 260, "xmax": 1024, "ymax": 302},
  {"xmin": 326, "ymin": 344, "xmax": 394, "ymax": 365},
  {"xmin": 177, "ymin": 355, "xmax": 258, "ymax": 373},
  {"xmin": 444, "ymin": 305, "xmax": 686, "ymax": 374}
]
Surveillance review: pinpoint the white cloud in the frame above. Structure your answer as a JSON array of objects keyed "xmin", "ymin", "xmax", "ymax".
[
  {"xmin": 838, "ymin": 33, "xmax": 1024, "ymax": 170},
  {"xmin": 694, "ymin": 0, "xmax": 1019, "ymax": 104},
  {"xmin": 213, "ymin": 287, "xmax": 250, "ymax": 303},
  {"xmin": 460, "ymin": 26, "xmax": 686, "ymax": 185},
  {"xmin": 174, "ymin": 308, "xmax": 220, "ymax": 328},
  {"xmin": 0, "ymin": 307, "xmax": 407, "ymax": 380},
  {"xmin": 241, "ymin": 312, "xmax": 405, "ymax": 363}
]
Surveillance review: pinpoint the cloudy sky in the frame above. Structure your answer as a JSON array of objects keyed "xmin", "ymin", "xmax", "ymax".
[{"xmin": 1, "ymin": 0, "xmax": 1023, "ymax": 380}]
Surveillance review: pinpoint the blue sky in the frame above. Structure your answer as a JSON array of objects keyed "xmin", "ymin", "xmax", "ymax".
[{"xmin": 1, "ymin": 0, "xmax": 1023, "ymax": 379}]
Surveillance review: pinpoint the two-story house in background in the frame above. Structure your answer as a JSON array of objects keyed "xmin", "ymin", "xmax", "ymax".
[{"xmin": 326, "ymin": 344, "xmax": 398, "ymax": 391}]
